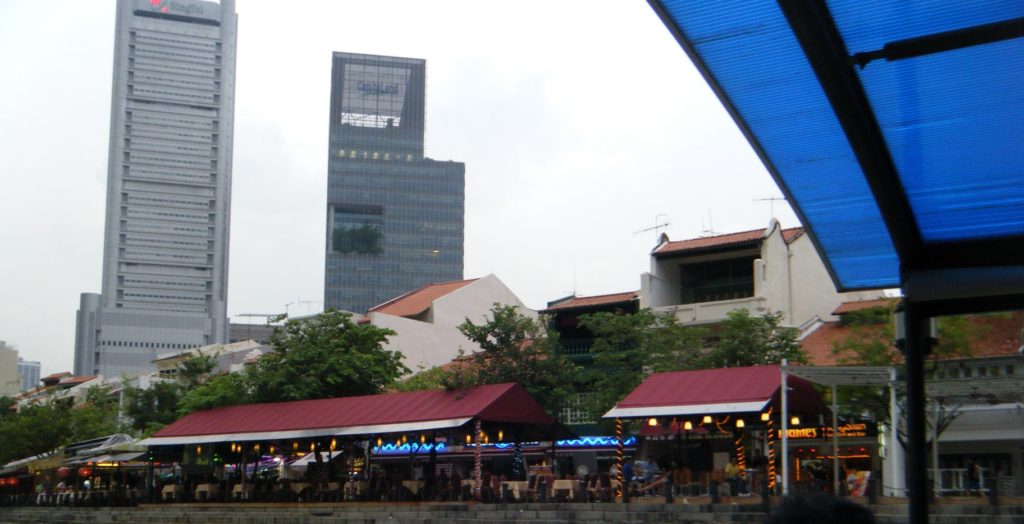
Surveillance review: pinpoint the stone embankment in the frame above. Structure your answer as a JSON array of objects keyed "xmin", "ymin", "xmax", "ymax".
[{"xmin": 2, "ymin": 501, "xmax": 1022, "ymax": 523}]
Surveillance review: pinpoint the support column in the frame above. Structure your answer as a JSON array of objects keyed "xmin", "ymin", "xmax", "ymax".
[
  {"xmin": 901, "ymin": 302, "xmax": 930, "ymax": 524},
  {"xmin": 932, "ymin": 400, "xmax": 941, "ymax": 497},
  {"xmin": 473, "ymin": 419, "xmax": 482, "ymax": 501},
  {"xmin": 616, "ymin": 417, "xmax": 624, "ymax": 501},
  {"xmin": 884, "ymin": 367, "xmax": 905, "ymax": 497},
  {"xmin": 833, "ymin": 385, "xmax": 840, "ymax": 495},
  {"xmin": 781, "ymin": 360, "xmax": 790, "ymax": 496}
]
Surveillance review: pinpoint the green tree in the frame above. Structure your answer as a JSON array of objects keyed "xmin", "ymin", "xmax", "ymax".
[
  {"xmin": 0, "ymin": 388, "xmax": 120, "ymax": 464},
  {"xmin": 577, "ymin": 309, "xmax": 704, "ymax": 422},
  {"xmin": 178, "ymin": 372, "xmax": 250, "ymax": 415},
  {"xmin": 700, "ymin": 309, "xmax": 806, "ymax": 368},
  {"xmin": 247, "ymin": 309, "xmax": 405, "ymax": 403},
  {"xmin": 831, "ymin": 304, "xmax": 988, "ymax": 449},
  {"xmin": 68, "ymin": 386, "xmax": 120, "ymax": 440},
  {"xmin": 122, "ymin": 380, "xmax": 182, "ymax": 435},
  {"xmin": 391, "ymin": 365, "xmax": 450, "ymax": 392},
  {"xmin": 444, "ymin": 304, "xmax": 578, "ymax": 417},
  {"xmin": 176, "ymin": 352, "xmax": 218, "ymax": 389}
]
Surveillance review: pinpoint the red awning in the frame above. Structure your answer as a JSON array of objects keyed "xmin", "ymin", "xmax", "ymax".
[
  {"xmin": 141, "ymin": 383, "xmax": 559, "ymax": 446},
  {"xmin": 603, "ymin": 365, "xmax": 826, "ymax": 419}
]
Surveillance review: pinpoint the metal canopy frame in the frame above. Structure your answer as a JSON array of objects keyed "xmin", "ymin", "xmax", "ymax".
[
  {"xmin": 781, "ymin": 364, "xmax": 897, "ymax": 497},
  {"xmin": 647, "ymin": 2, "xmax": 1024, "ymax": 522}
]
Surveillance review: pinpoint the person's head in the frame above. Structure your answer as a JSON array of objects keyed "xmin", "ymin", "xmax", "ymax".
[{"xmin": 765, "ymin": 493, "xmax": 876, "ymax": 524}]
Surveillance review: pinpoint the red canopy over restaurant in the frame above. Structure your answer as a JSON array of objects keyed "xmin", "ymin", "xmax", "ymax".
[
  {"xmin": 142, "ymin": 382, "xmax": 565, "ymax": 446},
  {"xmin": 604, "ymin": 365, "xmax": 826, "ymax": 421}
]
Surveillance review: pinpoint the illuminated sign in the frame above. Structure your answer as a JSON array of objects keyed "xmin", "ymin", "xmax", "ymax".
[
  {"xmin": 370, "ymin": 436, "xmax": 637, "ymax": 456},
  {"xmin": 357, "ymin": 82, "xmax": 400, "ymax": 96},
  {"xmin": 777, "ymin": 423, "xmax": 874, "ymax": 440}
]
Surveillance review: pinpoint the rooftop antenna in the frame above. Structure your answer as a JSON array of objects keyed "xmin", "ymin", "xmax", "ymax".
[
  {"xmin": 634, "ymin": 213, "xmax": 671, "ymax": 243},
  {"xmin": 700, "ymin": 210, "xmax": 717, "ymax": 237},
  {"xmin": 754, "ymin": 196, "xmax": 787, "ymax": 219},
  {"xmin": 285, "ymin": 299, "xmax": 323, "ymax": 317},
  {"xmin": 236, "ymin": 313, "xmax": 283, "ymax": 325}
]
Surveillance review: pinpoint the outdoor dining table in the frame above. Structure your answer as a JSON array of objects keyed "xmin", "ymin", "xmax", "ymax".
[
  {"xmin": 344, "ymin": 480, "xmax": 367, "ymax": 500},
  {"xmin": 502, "ymin": 480, "xmax": 529, "ymax": 501},
  {"xmin": 194, "ymin": 483, "xmax": 218, "ymax": 500},
  {"xmin": 551, "ymin": 479, "xmax": 575, "ymax": 500},
  {"xmin": 231, "ymin": 483, "xmax": 253, "ymax": 500},
  {"xmin": 401, "ymin": 480, "xmax": 423, "ymax": 496},
  {"xmin": 161, "ymin": 484, "xmax": 182, "ymax": 501}
]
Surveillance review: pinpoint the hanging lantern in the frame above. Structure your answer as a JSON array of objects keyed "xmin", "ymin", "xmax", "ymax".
[
  {"xmin": 78, "ymin": 467, "xmax": 93, "ymax": 478},
  {"xmin": 683, "ymin": 421, "xmax": 693, "ymax": 431},
  {"xmin": 647, "ymin": 417, "xmax": 658, "ymax": 427},
  {"xmin": 330, "ymin": 439, "xmax": 337, "ymax": 451},
  {"xmin": 420, "ymin": 434, "xmax": 426, "ymax": 444},
  {"xmin": 497, "ymin": 429, "xmax": 504, "ymax": 441},
  {"xmin": 702, "ymin": 415, "xmax": 713, "ymax": 424},
  {"xmin": 57, "ymin": 467, "xmax": 71, "ymax": 478},
  {"xmin": 376, "ymin": 437, "xmax": 382, "ymax": 447},
  {"xmin": 465, "ymin": 434, "xmax": 471, "ymax": 445},
  {"xmin": 791, "ymin": 416, "xmax": 801, "ymax": 426},
  {"xmin": 736, "ymin": 419, "xmax": 745, "ymax": 429}
]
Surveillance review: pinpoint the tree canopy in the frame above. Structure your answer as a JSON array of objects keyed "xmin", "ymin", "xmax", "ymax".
[
  {"xmin": 0, "ymin": 386, "xmax": 120, "ymax": 465},
  {"xmin": 123, "ymin": 309, "xmax": 407, "ymax": 432},
  {"xmin": 577, "ymin": 309, "xmax": 704, "ymax": 422},
  {"xmin": 443, "ymin": 304, "xmax": 578, "ymax": 417},
  {"xmin": 247, "ymin": 309, "xmax": 405, "ymax": 403}
]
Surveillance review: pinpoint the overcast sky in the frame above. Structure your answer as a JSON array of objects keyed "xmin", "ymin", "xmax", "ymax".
[{"xmin": 0, "ymin": 0, "xmax": 798, "ymax": 376}]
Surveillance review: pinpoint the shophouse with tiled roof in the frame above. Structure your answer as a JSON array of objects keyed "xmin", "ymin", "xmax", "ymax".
[
  {"xmin": 365, "ymin": 274, "xmax": 535, "ymax": 372},
  {"xmin": 641, "ymin": 218, "xmax": 884, "ymax": 328}
]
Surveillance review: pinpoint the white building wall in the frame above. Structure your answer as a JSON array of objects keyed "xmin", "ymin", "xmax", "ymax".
[
  {"xmin": 757, "ymin": 220, "xmax": 793, "ymax": 323},
  {"xmin": 0, "ymin": 342, "xmax": 20, "ymax": 397},
  {"xmin": 787, "ymin": 234, "xmax": 882, "ymax": 323},
  {"xmin": 369, "ymin": 274, "xmax": 535, "ymax": 372},
  {"xmin": 641, "ymin": 219, "xmax": 885, "ymax": 328}
]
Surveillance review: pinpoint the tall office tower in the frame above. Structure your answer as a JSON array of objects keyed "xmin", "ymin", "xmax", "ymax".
[
  {"xmin": 74, "ymin": 0, "xmax": 237, "ymax": 377},
  {"xmin": 324, "ymin": 53, "xmax": 464, "ymax": 313},
  {"xmin": 17, "ymin": 357, "xmax": 41, "ymax": 393}
]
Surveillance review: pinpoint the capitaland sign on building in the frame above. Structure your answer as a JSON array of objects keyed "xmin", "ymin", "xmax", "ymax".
[{"xmin": 134, "ymin": 0, "xmax": 221, "ymax": 22}]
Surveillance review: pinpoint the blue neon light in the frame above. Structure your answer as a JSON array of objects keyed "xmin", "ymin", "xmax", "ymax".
[{"xmin": 370, "ymin": 436, "xmax": 634, "ymax": 455}]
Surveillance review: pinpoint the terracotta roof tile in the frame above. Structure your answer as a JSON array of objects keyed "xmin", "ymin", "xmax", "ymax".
[
  {"xmin": 59, "ymin": 375, "xmax": 97, "ymax": 386},
  {"xmin": 654, "ymin": 227, "xmax": 803, "ymax": 256},
  {"xmin": 41, "ymin": 372, "xmax": 72, "ymax": 381},
  {"xmin": 800, "ymin": 311, "xmax": 1024, "ymax": 365},
  {"xmin": 832, "ymin": 299, "xmax": 896, "ymax": 315},
  {"xmin": 542, "ymin": 291, "xmax": 639, "ymax": 313},
  {"xmin": 368, "ymin": 278, "xmax": 479, "ymax": 318}
]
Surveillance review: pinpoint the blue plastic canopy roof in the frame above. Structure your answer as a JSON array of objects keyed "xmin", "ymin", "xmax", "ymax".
[{"xmin": 650, "ymin": 1, "xmax": 1024, "ymax": 301}]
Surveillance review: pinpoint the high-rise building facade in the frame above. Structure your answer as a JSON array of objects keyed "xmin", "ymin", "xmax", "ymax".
[
  {"xmin": 0, "ymin": 341, "xmax": 19, "ymax": 396},
  {"xmin": 17, "ymin": 357, "xmax": 41, "ymax": 393},
  {"xmin": 74, "ymin": 0, "xmax": 237, "ymax": 377},
  {"xmin": 324, "ymin": 53, "xmax": 464, "ymax": 313}
]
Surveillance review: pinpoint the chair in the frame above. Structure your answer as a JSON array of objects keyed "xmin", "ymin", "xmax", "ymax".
[{"xmin": 597, "ymin": 473, "xmax": 613, "ymax": 502}]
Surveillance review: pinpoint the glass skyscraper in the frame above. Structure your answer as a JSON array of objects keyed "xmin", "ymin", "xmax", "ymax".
[
  {"xmin": 325, "ymin": 53, "xmax": 464, "ymax": 313},
  {"xmin": 74, "ymin": 0, "xmax": 237, "ymax": 377}
]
